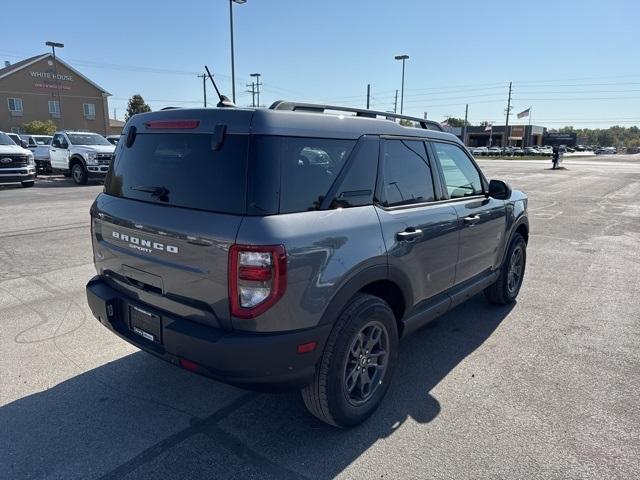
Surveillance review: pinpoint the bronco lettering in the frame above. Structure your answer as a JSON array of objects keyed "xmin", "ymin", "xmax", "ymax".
[{"xmin": 111, "ymin": 231, "xmax": 178, "ymax": 254}]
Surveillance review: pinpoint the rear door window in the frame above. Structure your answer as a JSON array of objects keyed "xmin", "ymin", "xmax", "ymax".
[
  {"xmin": 105, "ymin": 133, "xmax": 249, "ymax": 214},
  {"xmin": 380, "ymin": 139, "xmax": 436, "ymax": 207}
]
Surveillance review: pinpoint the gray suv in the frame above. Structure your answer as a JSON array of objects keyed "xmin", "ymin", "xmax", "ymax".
[{"xmin": 86, "ymin": 102, "xmax": 529, "ymax": 428}]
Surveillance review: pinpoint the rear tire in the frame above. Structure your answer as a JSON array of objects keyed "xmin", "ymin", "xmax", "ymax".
[
  {"xmin": 485, "ymin": 233, "xmax": 526, "ymax": 305},
  {"xmin": 21, "ymin": 181, "xmax": 35, "ymax": 188},
  {"xmin": 71, "ymin": 163, "xmax": 88, "ymax": 185},
  {"xmin": 302, "ymin": 293, "xmax": 398, "ymax": 428}
]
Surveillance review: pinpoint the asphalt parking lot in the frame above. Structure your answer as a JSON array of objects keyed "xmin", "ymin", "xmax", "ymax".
[{"xmin": 1, "ymin": 156, "xmax": 639, "ymax": 479}]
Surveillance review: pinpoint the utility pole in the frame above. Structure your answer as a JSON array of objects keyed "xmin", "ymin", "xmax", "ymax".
[
  {"xmin": 246, "ymin": 82, "xmax": 256, "ymax": 107},
  {"xmin": 394, "ymin": 89, "xmax": 398, "ymax": 114},
  {"xmin": 197, "ymin": 74, "xmax": 208, "ymax": 107},
  {"xmin": 503, "ymin": 82, "xmax": 512, "ymax": 148},
  {"xmin": 462, "ymin": 104, "xmax": 468, "ymax": 145},
  {"xmin": 250, "ymin": 73, "xmax": 261, "ymax": 107},
  {"xmin": 45, "ymin": 41, "xmax": 64, "ymax": 128},
  {"xmin": 366, "ymin": 84, "xmax": 371, "ymax": 109}
]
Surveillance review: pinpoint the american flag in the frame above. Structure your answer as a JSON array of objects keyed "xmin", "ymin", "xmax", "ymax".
[{"xmin": 517, "ymin": 108, "xmax": 530, "ymax": 119}]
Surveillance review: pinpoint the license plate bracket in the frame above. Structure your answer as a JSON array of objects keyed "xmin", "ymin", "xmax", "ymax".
[{"xmin": 129, "ymin": 306, "xmax": 162, "ymax": 344}]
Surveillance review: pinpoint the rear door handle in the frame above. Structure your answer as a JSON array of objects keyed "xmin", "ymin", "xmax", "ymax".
[
  {"xmin": 396, "ymin": 228, "xmax": 423, "ymax": 241},
  {"xmin": 463, "ymin": 215, "xmax": 481, "ymax": 225}
]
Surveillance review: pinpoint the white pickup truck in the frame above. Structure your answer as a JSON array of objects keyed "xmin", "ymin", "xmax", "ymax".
[
  {"xmin": 0, "ymin": 131, "xmax": 36, "ymax": 187},
  {"xmin": 49, "ymin": 131, "xmax": 115, "ymax": 185}
]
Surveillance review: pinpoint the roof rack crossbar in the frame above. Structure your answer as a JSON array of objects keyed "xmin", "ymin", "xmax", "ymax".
[{"xmin": 269, "ymin": 101, "xmax": 444, "ymax": 132}]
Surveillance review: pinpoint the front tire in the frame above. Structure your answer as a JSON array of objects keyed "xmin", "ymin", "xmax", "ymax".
[
  {"xmin": 302, "ymin": 293, "xmax": 398, "ymax": 428},
  {"xmin": 485, "ymin": 233, "xmax": 526, "ymax": 305},
  {"xmin": 71, "ymin": 163, "xmax": 88, "ymax": 185}
]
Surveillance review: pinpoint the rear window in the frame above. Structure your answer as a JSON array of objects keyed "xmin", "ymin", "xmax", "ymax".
[
  {"xmin": 249, "ymin": 136, "xmax": 355, "ymax": 214},
  {"xmin": 105, "ymin": 133, "xmax": 248, "ymax": 214}
]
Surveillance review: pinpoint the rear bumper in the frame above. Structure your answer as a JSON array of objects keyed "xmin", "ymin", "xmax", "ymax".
[
  {"xmin": 86, "ymin": 276, "xmax": 331, "ymax": 391},
  {"xmin": 0, "ymin": 168, "xmax": 36, "ymax": 184}
]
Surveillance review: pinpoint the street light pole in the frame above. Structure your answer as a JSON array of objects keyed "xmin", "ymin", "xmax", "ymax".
[
  {"xmin": 394, "ymin": 54, "xmax": 409, "ymax": 114},
  {"xmin": 229, "ymin": 0, "xmax": 247, "ymax": 104},
  {"xmin": 45, "ymin": 41, "xmax": 64, "ymax": 128},
  {"xmin": 250, "ymin": 72, "xmax": 261, "ymax": 107}
]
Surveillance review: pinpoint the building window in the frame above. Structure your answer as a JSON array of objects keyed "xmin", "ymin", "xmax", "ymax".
[
  {"xmin": 83, "ymin": 103, "xmax": 96, "ymax": 119},
  {"xmin": 7, "ymin": 98, "xmax": 23, "ymax": 116},
  {"xmin": 48, "ymin": 100, "xmax": 61, "ymax": 117}
]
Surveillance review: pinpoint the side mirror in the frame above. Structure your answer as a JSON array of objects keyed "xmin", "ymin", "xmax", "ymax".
[
  {"xmin": 20, "ymin": 140, "xmax": 28, "ymax": 148},
  {"xmin": 488, "ymin": 179, "xmax": 512, "ymax": 200}
]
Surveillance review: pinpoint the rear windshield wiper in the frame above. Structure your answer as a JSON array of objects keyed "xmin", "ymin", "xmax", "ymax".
[{"xmin": 131, "ymin": 185, "xmax": 170, "ymax": 202}]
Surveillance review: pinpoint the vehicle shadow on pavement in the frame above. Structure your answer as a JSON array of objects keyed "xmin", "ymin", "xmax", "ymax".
[
  {"xmin": 30, "ymin": 176, "xmax": 104, "ymax": 188},
  {"xmin": 0, "ymin": 294, "xmax": 513, "ymax": 480}
]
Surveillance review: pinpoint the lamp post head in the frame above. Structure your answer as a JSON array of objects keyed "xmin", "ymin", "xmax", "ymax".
[
  {"xmin": 394, "ymin": 54, "xmax": 409, "ymax": 61},
  {"xmin": 250, "ymin": 73, "xmax": 260, "ymax": 77},
  {"xmin": 46, "ymin": 41, "xmax": 64, "ymax": 48},
  {"xmin": 232, "ymin": 0, "xmax": 247, "ymax": 4}
]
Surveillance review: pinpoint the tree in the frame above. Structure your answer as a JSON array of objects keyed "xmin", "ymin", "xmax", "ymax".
[
  {"xmin": 22, "ymin": 120, "xmax": 57, "ymax": 135},
  {"xmin": 399, "ymin": 119, "xmax": 415, "ymax": 127},
  {"xmin": 125, "ymin": 94, "xmax": 151, "ymax": 120},
  {"xmin": 444, "ymin": 117, "xmax": 468, "ymax": 127},
  {"xmin": 479, "ymin": 120, "xmax": 491, "ymax": 127}
]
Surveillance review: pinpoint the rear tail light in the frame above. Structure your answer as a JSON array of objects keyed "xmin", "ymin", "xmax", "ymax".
[{"xmin": 229, "ymin": 245, "xmax": 286, "ymax": 318}]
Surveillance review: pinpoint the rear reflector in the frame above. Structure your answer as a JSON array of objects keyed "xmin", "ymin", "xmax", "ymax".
[
  {"xmin": 297, "ymin": 341, "xmax": 317, "ymax": 354},
  {"xmin": 179, "ymin": 358, "xmax": 199, "ymax": 372},
  {"xmin": 146, "ymin": 120, "xmax": 200, "ymax": 129}
]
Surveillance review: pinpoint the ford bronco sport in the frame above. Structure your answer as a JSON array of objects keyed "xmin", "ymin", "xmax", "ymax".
[{"xmin": 86, "ymin": 101, "xmax": 528, "ymax": 428}]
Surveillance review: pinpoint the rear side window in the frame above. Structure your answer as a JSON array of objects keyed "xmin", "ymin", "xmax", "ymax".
[
  {"xmin": 380, "ymin": 139, "xmax": 435, "ymax": 207},
  {"xmin": 249, "ymin": 136, "xmax": 355, "ymax": 214},
  {"xmin": 105, "ymin": 133, "xmax": 248, "ymax": 214},
  {"xmin": 432, "ymin": 142, "xmax": 483, "ymax": 198}
]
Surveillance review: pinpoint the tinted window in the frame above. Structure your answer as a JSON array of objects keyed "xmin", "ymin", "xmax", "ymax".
[
  {"xmin": 105, "ymin": 133, "xmax": 248, "ymax": 214},
  {"xmin": 381, "ymin": 140, "xmax": 435, "ymax": 207},
  {"xmin": 330, "ymin": 137, "xmax": 378, "ymax": 208},
  {"xmin": 432, "ymin": 142, "xmax": 483, "ymax": 199},
  {"xmin": 250, "ymin": 136, "xmax": 355, "ymax": 214}
]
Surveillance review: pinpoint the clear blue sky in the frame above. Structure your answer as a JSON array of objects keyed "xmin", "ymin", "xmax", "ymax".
[{"xmin": 2, "ymin": 0, "xmax": 639, "ymax": 128}]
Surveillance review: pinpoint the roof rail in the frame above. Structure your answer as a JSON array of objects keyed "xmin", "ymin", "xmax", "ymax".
[{"xmin": 269, "ymin": 100, "xmax": 444, "ymax": 132}]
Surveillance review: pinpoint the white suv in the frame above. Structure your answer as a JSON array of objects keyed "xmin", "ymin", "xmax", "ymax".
[{"xmin": 49, "ymin": 131, "xmax": 115, "ymax": 185}]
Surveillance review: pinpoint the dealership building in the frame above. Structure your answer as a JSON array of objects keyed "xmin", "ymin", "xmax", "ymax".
[{"xmin": 0, "ymin": 53, "xmax": 111, "ymax": 134}]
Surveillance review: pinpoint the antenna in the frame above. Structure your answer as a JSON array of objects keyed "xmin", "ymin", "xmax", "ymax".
[{"xmin": 204, "ymin": 65, "xmax": 236, "ymax": 108}]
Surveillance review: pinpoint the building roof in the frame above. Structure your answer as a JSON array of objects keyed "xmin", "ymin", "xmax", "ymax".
[
  {"xmin": 109, "ymin": 118, "xmax": 125, "ymax": 127},
  {"xmin": 0, "ymin": 53, "xmax": 110, "ymax": 95}
]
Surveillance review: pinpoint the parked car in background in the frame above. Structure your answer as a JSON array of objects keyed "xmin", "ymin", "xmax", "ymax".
[
  {"xmin": 471, "ymin": 146, "xmax": 488, "ymax": 156},
  {"xmin": 487, "ymin": 146, "xmax": 503, "ymax": 156},
  {"xmin": 0, "ymin": 131, "xmax": 36, "ymax": 187},
  {"xmin": 6, "ymin": 132, "xmax": 28, "ymax": 148},
  {"xmin": 105, "ymin": 135, "xmax": 121, "ymax": 146},
  {"xmin": 538, "ymin": 146, "xmax": 553, "ymax": 156},
  {"xmin": 49, "ymin": 131, "xmax": 115, "ymax": 185},
  {"xmin": 595, "ymin": 147, "xmax": 617, "ymax": 155},
  {"xmin": 523, "ymin": 147, "xmax": 539, "ymax": 156},
  {"xmin": 20, "ymin": 134, "xmax": 53, "ymax": 149},
  {"xmin": 20, "ymin": 135, "xmax": 53, "ymax": 174}
]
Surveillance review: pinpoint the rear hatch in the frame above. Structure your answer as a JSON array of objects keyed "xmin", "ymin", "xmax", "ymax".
[{"xmin": 91, "ymin": 109, "xmax": 254, "ymax": 330}]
